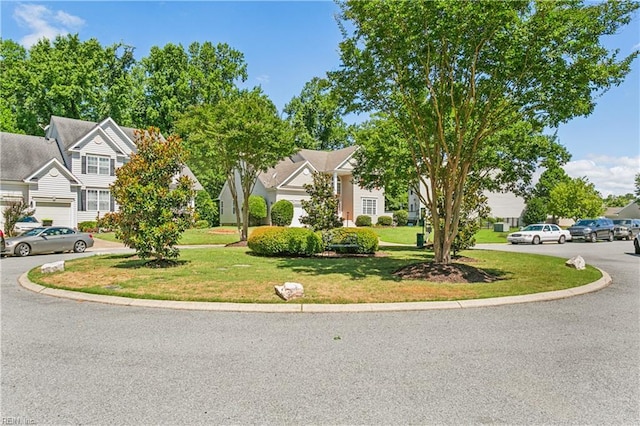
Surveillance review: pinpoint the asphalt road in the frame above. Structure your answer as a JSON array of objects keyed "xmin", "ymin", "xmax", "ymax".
[{"xmin": 1, "ymin": 240, "xmax": 638, "ymax": 424}]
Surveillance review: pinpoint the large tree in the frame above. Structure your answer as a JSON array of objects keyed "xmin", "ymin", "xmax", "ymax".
[
  {"xmin": 283, "ymin": 77, "xmax": 353, "ymax": 150},
  {"xmin": 178, "ymin": 88, "xmax": 295, "ymax": 240},
  {"xmin": 333, "ymin": 0, "xmax": 638, "ymax": 264},
  {"xmin": 548, "ymin": 177, "xmax": 604, "ymax": 221}
]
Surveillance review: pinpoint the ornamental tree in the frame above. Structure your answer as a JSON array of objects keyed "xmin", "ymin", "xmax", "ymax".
[
  {"xmin": 300, "ymin": 172, "xmax": 343, "ymax": 231},
  {"xmin": 178, "ymin": 88, "xmax": 295, "ymax": 240},
  {"xmin": 548, "ymin": 177, "xmax": 604, "ymax": 221},
  {"xmin": 333, "ymin": 0, "xmax": 638, "ymax": 264},
  {"xmin": 110, "ymin": 128, "xmax": 195, "ymax": 263}
]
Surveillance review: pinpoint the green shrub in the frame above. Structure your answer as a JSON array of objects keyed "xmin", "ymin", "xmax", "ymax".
[
  {"xmin": 97, "ymin": 212, "xmax": 120, "ymax": 232},
  {"xmin": 249, "ymin": 195, "xmax": 268, "ymax": 226},
  {"xmin": 393, "ymin": 210, "xmax": 408, "ymax": 226},
  {"xmin": 195, "ymin": 220, "xmax": 209, "ymax": 229},
  {"xmin": 323, "ymin": 228, "xmax": 379, "ymax": 254},
  {"xmin": 248, "ymin": 226, "xmax": 323, "ymax": 256},
  {"xmin": 271, "ymin": 199, "xmax": 294, "ymax": 226},
  {"xmin": 377, "ymin": 215, "xmax": 393, "ymax": 226},
  {"xmin": 78, "ymin": 221, "xmax": 98, "ymax": 232},
  {"xmin": 355, "ymin": 215, "xmax": 372, "ymax": 227},
  {"xmin": 195, "ymin": 190, "xmax": 218, "ymax": 227}
]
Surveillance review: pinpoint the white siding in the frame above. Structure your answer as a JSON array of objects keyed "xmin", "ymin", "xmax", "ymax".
[
  {"xmin": 0, "ymin": 182, "xmax": 29, "ymax": 230},
  {"xmin": 352, "ymin": 185, "xmax": 384, "ymax": 224}
]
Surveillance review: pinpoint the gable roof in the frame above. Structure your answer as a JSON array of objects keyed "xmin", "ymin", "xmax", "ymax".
[
  {"xmin": 0, "ymin": 132, "xmax": 65, "ymax": 181},
  {"xmin": 49, "ymin": 115, "xmax": 137, "ymax": 151},
  {"xmin": 259, "ymin": 145, "xmax": 358, "ymax": 189}
]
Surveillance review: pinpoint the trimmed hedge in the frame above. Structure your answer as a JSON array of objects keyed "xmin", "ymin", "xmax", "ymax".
[
  {"xmin": 377, "ymin": 215, "xmax": 393, "ymax": 226},
  {"xmin": 195, "ymin": 220, "xmax": 209, "ymax": 229},
  {"xmin": 78, "ymin": 221, "xmax": 98, "ymax": 232},
  {"xmin": 324, "ymin": 228, "xmax": 379, "ymax": 254},
  {"xmin": 393, "ymin": 210, "xmax": 408, "ymax": 226},
  {"xmin": 248, "ymin": 226, "xmax": 323, "ymax": 256},
  {"xmin": 271, "ymin": 199, "xmax": 294, "ymax": 226},
  {"xmin": 355, "ymin": 215, "xmax": 372, "ymax": 227},
  {"xmin": 249, "ymin": 195, "xmax": 267, "ymax": 226}
]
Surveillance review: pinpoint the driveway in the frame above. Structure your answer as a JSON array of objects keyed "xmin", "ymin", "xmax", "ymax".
[{"xmin": 1, "ymin": 240, "xmax": 638, "ymax": 424}]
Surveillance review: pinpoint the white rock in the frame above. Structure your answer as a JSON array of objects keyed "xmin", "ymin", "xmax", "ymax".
[
  {"xmin": 565, "ymin": 255, "xmax": 586, "ymax": 270},
  {"xmin": 41, "ymin": 260, "xmax": 65, "ymax": 274},
  {"xmin": 274, "ymin": 282, "xmax": 304, "ymax": 301}
]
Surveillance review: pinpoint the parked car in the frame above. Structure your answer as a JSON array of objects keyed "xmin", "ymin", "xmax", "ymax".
[
  {"xmin": 507, "ymin": 224, "xmax": 571, "ymax": 245},
  {"xmin": 2, "ymin": 226, "xmax": 94, "ymax": 257},
  {"xmin": 14, "ymin": 216, "xmax": 42, "ymax": 234},
  {"xmin": 0, "ymin": 230, "xmax": 5, "ymax": 255},
  {"xmin": 634, "ymin": 232, "xmax": 640, "ymax": 255},
  {"xmin": 568, "ymin": 218, "xmax": 614, "ymax": 242},
  {"xmin": 612, "ymin": 218, "xmax": 640, "ymax": 240}
]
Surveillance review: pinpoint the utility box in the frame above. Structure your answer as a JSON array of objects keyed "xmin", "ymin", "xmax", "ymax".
[
  {"xmin": 416, "ymin": 233, "xmax": 425, "ymax": 248},
  {"xmin": 493, "ymin": 222, "xmax": 509, "ymax": 232}
]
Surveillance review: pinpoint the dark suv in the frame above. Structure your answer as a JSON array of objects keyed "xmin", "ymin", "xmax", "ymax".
[
  {"xmin": 568, "ymin": 218, "xmax": 614, "ymax": 242},
  {"xmin": 612, "ymin": 218, "xmax": 640, "ymax": 240}
]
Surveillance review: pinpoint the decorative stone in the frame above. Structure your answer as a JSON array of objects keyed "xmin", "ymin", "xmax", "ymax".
[
  {"xmin": 41, "ymin": 260, "xmax": 65, "ymax": 274},
  {"xmin": 274, "ymin": 282, "xmax": 304, "ymax": 301},
  {"xmin": 565, "ymin": 255, "xmax": 586, "ymax": 270}
]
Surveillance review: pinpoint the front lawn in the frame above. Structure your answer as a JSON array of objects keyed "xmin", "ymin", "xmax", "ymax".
[
  {"xmin": 30, "ymin": 247, "xmax": 601, "ymax": 304},
  {"xmin": 95, "ymin": 226, "xmax": 249, "ymax": 245}
]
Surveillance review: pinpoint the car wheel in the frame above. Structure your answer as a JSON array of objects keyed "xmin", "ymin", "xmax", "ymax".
[
  {"xmin": 590, "ymin": 233, "xmax": 597, "ymax": 243},
  {"xmin": 558, "ymin": 235, "xmax": 566, "ymax": 244},
  {"xmin": 73, "ymin": 240, "xmax": 87, "ymax": 253},
  {"xmin": 532, "ymin": 236, "xmax": 540, "ymax": 245},
  {"xmin": 15, "ymin": 243, "xmax": 31, "ymax": 257},
  {"xmin": 608, "ymin": 232, "xmax": 614, "ymax": 242}
]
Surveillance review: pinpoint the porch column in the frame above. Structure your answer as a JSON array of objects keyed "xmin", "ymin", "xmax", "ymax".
[{"xmin": 333, "ymin": 172, "xmax": 338, "ymax": 195}]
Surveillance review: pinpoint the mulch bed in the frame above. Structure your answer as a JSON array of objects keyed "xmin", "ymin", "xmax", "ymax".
[
  {"xmin": 225, "ymin": 241, "xmax": 248, "ymax": 247},
  {"xmin": 393, "ymin": 262, "xmax": 497, "ymax": 283}
]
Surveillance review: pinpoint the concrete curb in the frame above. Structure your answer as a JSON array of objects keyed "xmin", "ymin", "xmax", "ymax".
[{"xmin": 18, "ymin": 268, "xmax": 612, "ymax": 313}]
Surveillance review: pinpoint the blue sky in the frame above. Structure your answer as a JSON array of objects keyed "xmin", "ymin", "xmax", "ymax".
[{"xmin": 1, "ymin": 1, "xmax": 638, "ymax": 196}]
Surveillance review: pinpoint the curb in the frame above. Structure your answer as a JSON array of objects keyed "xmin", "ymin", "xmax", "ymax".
[{"xmin": 18, "ymin": 268, "xmax": 612, "ymax": 313}]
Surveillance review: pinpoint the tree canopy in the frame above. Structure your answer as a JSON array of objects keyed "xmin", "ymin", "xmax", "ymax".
[
  {"xmin": 333, "ymin": 0, "xmax": 638, "ymax": 263},
  {"xmin": 548, "ymin": 177, "xmax": 604, "ymax": 221}
]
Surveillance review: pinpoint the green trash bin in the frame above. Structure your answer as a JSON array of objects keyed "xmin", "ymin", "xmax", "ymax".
[{"xmin": 416, "ymin": 233, "xmax": 425, "ymax": 248}]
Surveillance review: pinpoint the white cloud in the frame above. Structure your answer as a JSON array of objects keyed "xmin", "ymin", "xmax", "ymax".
[
  {"xmin": 256, "ymin": 74, "xmax": 270, "ymax": 84},
  {"xmin": 13, "ymin": 4, "xmax": 85, "ymax": 47},
  {"xmin": 564, "ymin": 155, "xmax": 640, "ymax": 197}
]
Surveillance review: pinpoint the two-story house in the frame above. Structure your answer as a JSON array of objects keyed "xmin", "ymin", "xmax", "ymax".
[
  {"xmin": 218, "ymin": 146, "xmax": 385, "ymax": 227},
  {"xmin": 0, "ymin": 116, "xmax": 201, "ymax": 230}
]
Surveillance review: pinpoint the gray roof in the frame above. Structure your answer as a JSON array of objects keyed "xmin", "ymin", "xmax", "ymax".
[
  {"xmin": 0, "ymin": 132, "xmax": 65, "ymax": 181},
  {"xmin": 49, "ymin": 116, "xmax": 137, "ymax": 152},
  {"xmin": 258, "ymin": 145, "xmax": 357, "ymax": 189}
]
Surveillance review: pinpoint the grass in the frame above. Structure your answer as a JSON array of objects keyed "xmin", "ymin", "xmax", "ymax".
[
  {"xmin": 94, "ymin": 226, "xmax": 515, "ymax": 246},
  {"xmin": 29, "ymin": 246, "xmax": 601, "ymax": 304}
]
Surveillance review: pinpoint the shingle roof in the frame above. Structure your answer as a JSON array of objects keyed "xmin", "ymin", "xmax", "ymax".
[
  {"xmin": 0, "ymin": 132, "xmax": 65, "ymax": 181},
  {"xmin": 258, "ymin": 145, "xmax": 358, "ymax": 189},
  {"xmin": 50, "ymin": 116, "xmax": 137, "ymax": 151}
]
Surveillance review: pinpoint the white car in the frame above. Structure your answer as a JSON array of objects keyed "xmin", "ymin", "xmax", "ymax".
[
  {"xmin": 14, "ymin": 216, "xmax": 42, "ymax": 234},
  {"xmin": 507, "ymin": 224, "xmax": 571, "ymax": 245}
]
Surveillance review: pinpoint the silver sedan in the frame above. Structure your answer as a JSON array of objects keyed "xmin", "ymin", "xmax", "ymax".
[{"xmin": 2, "ymin": 226, "xmax": 94, "ymax": 257}]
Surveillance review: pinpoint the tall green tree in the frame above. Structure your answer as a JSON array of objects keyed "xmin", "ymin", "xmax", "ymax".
[
  {"xmin": 110, "ymin": 128, "xmax": 195, "ymax": 263},
  {"xmin": 136, "ymin": 41, "xmax": 247, "ymax": 134},
  {"xmin": 283, "ymin": 77, "xmax": 352, "ymax": 150},
  {"xmin": 0, "ymin": 39, "xmax": 28, "ymax": 133},
  {"xmin": 178, "ymin": 88, "xmax": 295, "ymax": 240},
  {"xmin": 604, "ymin": 193, "xmax": 635, "ymax": 207},
  {"xmin": 332, "ymin": 0, "xmax": 637, "ymax": 264},
  {"xmin": 548, "ymin": 177, "xmax": 604, "ymax": 221}
]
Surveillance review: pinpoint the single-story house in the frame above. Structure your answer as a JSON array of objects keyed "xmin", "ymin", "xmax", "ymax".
[
  {"xmin": 604, "ymin": 201, "xmax": 640, "ymax": 219},
  {"xmin": 218, "ymin": 146, "xmax": 385, "ymax": 227},
  {"xmin": 0, "ymin": 116, "xmax": 201, "ymax": 230}
]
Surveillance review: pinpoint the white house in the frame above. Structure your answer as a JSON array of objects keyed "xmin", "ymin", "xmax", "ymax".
[
  {"xmin": 218, "ymin": 146, "xmax": 385, "ymax": 227},
  {"xmin": 408, "ymin": 182, "xmax": 525, "ymax": 227},
  {"xmin": 0, "ymin": 116, "xmax": 201, "ymax": 230}
]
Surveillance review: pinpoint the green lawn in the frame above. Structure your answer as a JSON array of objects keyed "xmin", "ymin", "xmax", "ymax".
[
  {"xmin": 94, "ymin": 225, "xmax": 516, "ymax": 246},
  {"xmin": 30, "ymin": 246, "xmax": 601, "ymax": 304}
]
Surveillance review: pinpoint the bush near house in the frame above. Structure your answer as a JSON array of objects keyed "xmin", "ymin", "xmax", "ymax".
[
  {"xmin": 271, "ymin": 200, "xmax": 294, "ymax": 226},
  {"xmin": 324, "ymin": 228, "xmax": 379, "ymax": 254},
  {"xmin": 195, "ymin": 190, "xmax": 218, "ymax": 227},
  {"xmin": 355, "ymin": 215, "xmax": 372, "ymax": 227},
  {"xmin": 377, "ymin": 215, "xmax": 393, "ymax": 226},
  {"xmin": 248, "ymin": 226, "xmax": 323, "ymax": 256},
  {"xmin": 393, "ymin": 210, "xmax": 408, "ymax": 226},
  {"xmin": 78, "ymin": 221, "xmax": 98, "ymax": 232},
  {"xmin": 249, "ymin": 195, "xmax": 268, "ymax": 226},
  {"xmin": 194, "ymin": 220, "xmax": 209, "ymax": 229}
]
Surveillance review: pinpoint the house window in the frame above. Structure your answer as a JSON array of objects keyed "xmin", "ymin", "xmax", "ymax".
[
  {"xmin": 87, "ymin": 155, "xmax": 110, "ymax": 175},
  {"xmin": 220, "ymin": 201, "xmax": 224, "ymax": 215},
  {"xmin": 87, "ymin": 189, "xmax": 111, "ymax": 211},
  {"xmin": 362, "ymin": 198, "xmax": 377, "ymax": 215},
  {"xmin": 336, "ymin": 179, "xmax": 342, "ymax": 195}
]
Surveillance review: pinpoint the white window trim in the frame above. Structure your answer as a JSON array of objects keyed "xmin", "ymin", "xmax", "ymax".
[
  {"xmin": 87, "ymin": 189, "xmax": 111, "ymax": 211},
  {"xmin": 362, "ymin": 198, "xmax": 377, "ymax": 215},
  {"xmin": 87, "ymin": 155, "xmax": 110, "ymax": 176}
]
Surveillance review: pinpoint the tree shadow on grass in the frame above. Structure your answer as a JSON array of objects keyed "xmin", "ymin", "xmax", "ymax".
[{"xmin": 107, "ymin": 254, "xmax": 190, "ymax": 269}]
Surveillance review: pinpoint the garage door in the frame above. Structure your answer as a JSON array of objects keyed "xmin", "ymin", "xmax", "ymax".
[
  {"xmin": 35, "ymin": 201, "xmax": 72, "ymax": 227},
  {"xmin": 291, "ymin": 204, "xmax": 305, "ymax": 227}
]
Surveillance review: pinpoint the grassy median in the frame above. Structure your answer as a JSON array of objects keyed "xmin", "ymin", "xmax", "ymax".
[{"xmin": 29, "ymin": 247, "xmax": 601, "ymax": 304}]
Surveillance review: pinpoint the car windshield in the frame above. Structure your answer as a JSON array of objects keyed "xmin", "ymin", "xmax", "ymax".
[
  {"xmin": 575, "ymin": 220, "xmax": 595, "ymax": 227},
  {"xmin": 22, "ymin": 227, "xmax": 47, "ymax": 236},
  {"xmin": 522, "ymin": 225, "xmax": 544, "ymax": 231},
  {"xmin": 18, "ymin": 216, "xmax": 38, "ymax": 222},
  {"xmin": 613, "ymin": 220, "xmax": 631, "ymax": 225}
]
